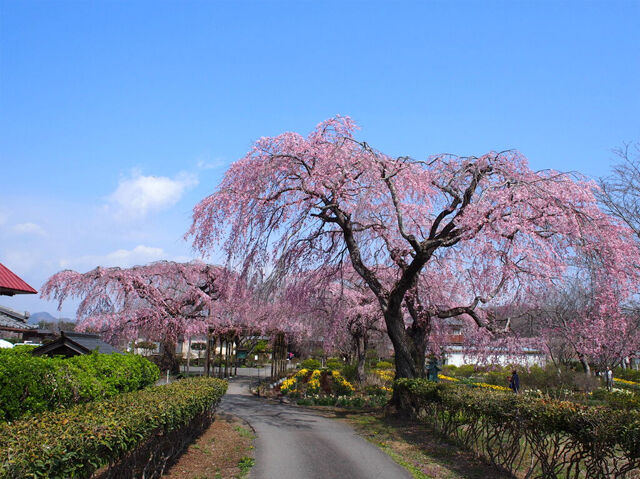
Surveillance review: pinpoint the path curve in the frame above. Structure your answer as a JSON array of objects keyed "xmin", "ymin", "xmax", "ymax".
[{"xmin": 220, "ymin": 374, "xmax": 411, "ymax": 479}]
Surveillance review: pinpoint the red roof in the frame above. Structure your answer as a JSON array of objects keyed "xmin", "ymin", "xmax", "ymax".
[{"xmin": 0, "ymin": 263, "xmax": 37, "ymax": 296}]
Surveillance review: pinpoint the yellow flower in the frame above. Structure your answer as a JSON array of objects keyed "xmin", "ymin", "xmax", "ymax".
[
  {"xmin": 375, "ymin": 369, "xmax": 395, "ymax": 383},
  {"xmin": 475, "ymin": 382, "xmax": 510, "ymax": 391},
  {"xmin": 438, "ymin": 374, "xmax": 459, "ymax": 382},
  {"xmin": 614, "ymin": 378, "xmax": 640, "ymax": 386},
  {"xmin": 281, "ymin": 378, "xmax": 296, "ymax": 392}
]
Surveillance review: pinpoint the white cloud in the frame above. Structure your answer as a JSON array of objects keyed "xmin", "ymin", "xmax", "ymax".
[
  {"xmin": 196, "ymin": 157, "xmax": 228, "ymax": 170},
  {"xmin": 107, "ymin": 171, "xmax": 198, "ymax": 219},
  {"xmin": 2, "ymin": 250, "xmax": 42, "ymax": 275},
  {"xmin": 59, "ymin": 245, "xmax": 166, "ymax": 270},
  {"xmin": 12, "ymin": 222, "xmax": 46, "ymax": 236}
]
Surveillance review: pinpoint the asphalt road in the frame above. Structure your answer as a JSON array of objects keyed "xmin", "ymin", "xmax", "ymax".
[{"xmin": 220, "ymin": 375, "xmax": 411, "ymax": 479}]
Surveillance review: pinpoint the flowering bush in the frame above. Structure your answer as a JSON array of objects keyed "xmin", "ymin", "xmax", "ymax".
[
  {"xmin": 364, "ymin": 384, "xmax": 391, "ymax": 396},
  {"xmin": 280, "ymin": 377, "xmax": 298, "ymax": 395},
  {"xmin": 308, "ymin": 369, "xmax": 322, "ymax": 394},
  {"xmin": 279, "ymin": 368, "xmax": 354, "ymax": 397},
  {"xmin": 614, "ymin": 367, "xmax": 640, "ymax": 384},
  {"xmin": 437, "ymin": 373, "xmax": 510, "ymax": 391},
  {"xmin": 470, "ymin": 382, "xmax": 511, "ymax": 392},
  {"xmin": 614, "ymin": 377, "xmax": 640, "ymax": 392},
  {"xmin": 331, "ymin": 369, "xmax": 355, "ymax": 395},
  {"xmin": 374, "ymin": 369, "xmax": 395, "ymax": 384},
  {"xmin": 296, "ymin": 394, "xmax": 387, "ymax": 408}
]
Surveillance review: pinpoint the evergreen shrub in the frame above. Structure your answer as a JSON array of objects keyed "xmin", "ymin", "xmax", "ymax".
[
  {"xmin": 300, "ymin": 358, "xmax": 321, "ymax": 370},
  {"xmin": 0, "ymin": 349, "xmax": 160, "ymax": 421},
  {"xmin": 375, "ymin": 360, "xmax": 394, "ymax": 370},
  {"xmin": 325, "ymin": 358, "xmax": 344, "ymax": 370},
  {"xmin": 395, "ymin": 378, "xmax": 640, "ymax": 478},
  {"xmin": 0, "ymin": 377, "xmax": 227, "ymax": 479}
]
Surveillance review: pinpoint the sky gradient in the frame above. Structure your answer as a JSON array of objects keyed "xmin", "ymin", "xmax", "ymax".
[{"xmin": 1, "ymin": 0, "xmax": 639, "ymax": 317}]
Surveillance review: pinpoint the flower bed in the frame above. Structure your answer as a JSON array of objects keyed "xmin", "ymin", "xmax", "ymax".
[
  {"xmin": 0, "ymin": 348, "xmax": 160, "ymax": 421},
  {"xmin": 295, "ymin": 394, "xmax": 388, "ymax": 408},
  {"xmin": 438, "ymin": 373, "xmax": 511, "ymax": 391},
  {"xmin": 614, "ymin": 377, "xmax": 640, "ymax": 392},
  {"xmin": 0, "ymin": 377, "xmax": 227, "ymax": 479},
  {"xmin": 281, "ymin": 368, "xmax": 354, "ymax": 397},
  {"xmin": 395, "ymin": 378, "xmax": 640, "ymax": 479}
]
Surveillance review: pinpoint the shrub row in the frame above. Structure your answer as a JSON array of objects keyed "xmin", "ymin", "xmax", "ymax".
[
  {"xmin": 589, "ymin": 389, "xmax": 640, "ymax": 410},
  {"xmin": 0, "ymin": 348, "xmax": 160, "ymax": 421},
  {"xmin": 0, "ymin": 377, "xmax": 228, "ymax": 479},
  {"xmin": 395, "ymin": 378, "xmax": 640, "ymax": 478}
]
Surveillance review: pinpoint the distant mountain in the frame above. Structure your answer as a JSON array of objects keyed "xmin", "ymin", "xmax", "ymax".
[{"xmin": 28, "ymin": 311, "xmax": 74, "ymax": 326}]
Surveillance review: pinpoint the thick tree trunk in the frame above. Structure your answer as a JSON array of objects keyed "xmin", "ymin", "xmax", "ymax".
[
  {"xmin": 385, "ymin": 308, "xmax": 427, "ymax": 380},
  {"xmin": 579, "ymin": 354, "xmax": 591, "ymax": 375},
  {"xmin": 234, "ymin": 336, "xmax": 238, "ymax": 376},
  {"xmin": 407, "ymin": 322, "xmax": 428, "ymax": 376},
  {"xmin": 355, "ymin": 334, "xmax": 366, "ymax": 383},
  {"xmin": 384, "ymin": 307, "xmax": 429, "ymax": 408},
  {"xmin": 159, "ymin": 339, "xmax": 179, "ymax": 375},
  {"xmin": 186, "ymin": 337, "xmax": 191, "ymax": 376},
  {"xmin": 218, "ymin": 338, "xmax": 224, "ymax": 378},
  {"xmin": 205, "ymin": 334, "xmax": 212, "ymax": 377}
]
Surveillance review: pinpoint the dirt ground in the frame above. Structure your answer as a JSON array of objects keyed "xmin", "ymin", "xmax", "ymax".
[{"xmin": 163, "ymin": 413, "xmax": 255, "ymax": 479}]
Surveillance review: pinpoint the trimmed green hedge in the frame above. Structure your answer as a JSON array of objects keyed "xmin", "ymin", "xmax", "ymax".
[
  {"xmin": 0, "ymin": 377, "xmax": 227, "ymax": 479},
  {"xmin": 0, "ymin": 348, "xmax": 160, "ymax": 421},
  {"xmin": 395, "ymin": 378, "xmax": 640, "ymax": 478}
]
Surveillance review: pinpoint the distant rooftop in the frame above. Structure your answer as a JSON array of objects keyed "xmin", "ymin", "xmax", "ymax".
[
  {"xmin": 32, "ymin": 330, "xmax": 121, "ymax": 357},
  {"xmin": 0, "ymin": 304, "xmax": 36, "ymax": 331}
]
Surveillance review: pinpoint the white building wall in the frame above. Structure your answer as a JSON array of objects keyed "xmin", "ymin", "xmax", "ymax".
[{"xmin": 444, "ymin": 347, "xmax": 546, "ymax": 368}]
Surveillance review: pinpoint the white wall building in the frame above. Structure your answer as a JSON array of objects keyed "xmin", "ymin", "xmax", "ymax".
[{"xmin": 443, "ymin": 344, "xmax": 546, "ymax": 368}]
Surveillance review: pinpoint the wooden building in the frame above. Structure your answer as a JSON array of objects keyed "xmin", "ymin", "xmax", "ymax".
[{"xmin": 32, "ymin": 331, "xmax": 121, "ymax": 357}]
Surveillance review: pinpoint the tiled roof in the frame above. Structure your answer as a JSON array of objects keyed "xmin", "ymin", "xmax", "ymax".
[
  {"xmin": 32, "ymin": 331, "xmax": 121, "ymax": 356},
  {"xmin": 62, "ymin": 331, "xmax": 121, "ymax": 354},
  {"xmin": 0, "ymin": 305, "xmax": 35, "ymax": 331},
  {"xmin": 0, "ymin": 263, "xmax": 37, "ymax": 295}
]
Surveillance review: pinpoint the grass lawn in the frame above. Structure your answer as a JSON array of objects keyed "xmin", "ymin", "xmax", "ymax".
[{"xmin": 339, "ymin": 411, "xmax": 511, "ymax": 479}]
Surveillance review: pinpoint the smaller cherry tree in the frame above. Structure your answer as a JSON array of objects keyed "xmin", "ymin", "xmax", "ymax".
[
  {"xmin": 533, "ymin": 268, "xmax": 640, "ymax": 373},
  {"xmin": 42, "ymin": 261, "xmax": 227, "ymax": 372},
  {"xmin": 282, "ymin": 267, "xmax": 385, "ymax": 381}
]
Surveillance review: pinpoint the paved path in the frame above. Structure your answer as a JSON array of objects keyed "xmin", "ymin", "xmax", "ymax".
[{"xmin": 220, "ymin": 376, "xmax": 411, "ymax": 479}]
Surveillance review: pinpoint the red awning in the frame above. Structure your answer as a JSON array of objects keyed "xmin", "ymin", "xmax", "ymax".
[{"xmin": 0, "ymin": 262, "xmax": 37, "ymax": 296}]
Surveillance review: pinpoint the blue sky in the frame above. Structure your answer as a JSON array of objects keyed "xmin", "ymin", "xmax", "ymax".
[{"xmin": 1, "ymin": 1, "xmax": 638, "ymax": 317}]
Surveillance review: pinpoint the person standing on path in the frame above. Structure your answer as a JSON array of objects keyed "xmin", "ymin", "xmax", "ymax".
[
  {"xmin": 509, "ymin": 370, "xmax": 520, "ymax": 393},
  {"xmin": 606, "ymin": 367, "xmax": 614, "ymax": 391}
]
